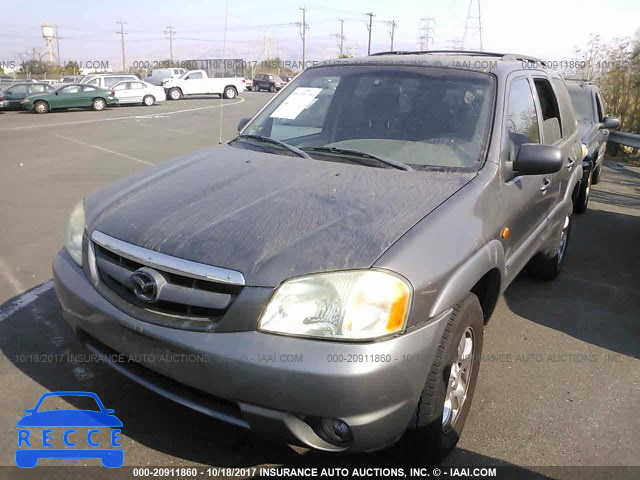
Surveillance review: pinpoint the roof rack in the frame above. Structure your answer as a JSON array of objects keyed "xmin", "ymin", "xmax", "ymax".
[{"xmin": 370, "ymin": 50, "xmax": 549, "ymax": 66}]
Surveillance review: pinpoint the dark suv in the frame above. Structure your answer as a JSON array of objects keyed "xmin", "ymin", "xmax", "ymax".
[
  {"xmin": 253, "ymin": 73, "xmax": 285, "ymax": 92},
  {"xmin": 567, "ymin": 80, "xmax": 619, "ymax": 212},
  {"xmin": 53, "ymin": 51, "xmax": 583, "ymax": 463}
]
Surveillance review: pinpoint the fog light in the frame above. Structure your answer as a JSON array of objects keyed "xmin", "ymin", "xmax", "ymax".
[{"xmin": 317, "ymin": 418, "xmax": 352, "ymax": 446}]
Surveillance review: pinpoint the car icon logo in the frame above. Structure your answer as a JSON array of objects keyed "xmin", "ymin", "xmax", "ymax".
[
  {"xmin": 131, "ymin": 267, "xmax": 163, "ymax": 303},
  {"xmin": 16, "ymin": 391, "xmax": 123, "ymax": 468}
]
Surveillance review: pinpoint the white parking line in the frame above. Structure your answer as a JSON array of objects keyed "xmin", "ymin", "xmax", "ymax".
[
  {"xmin": 0, "ymin": 281, "xmax": 53, "ymax": 322},
  {"xmin": 53, "ymin": 134, "xmax": 155, "ymax": 166},
  {"xmin": 0, "ymin": 97, "xmax": 245, "ymax": 132},
  {"xmin": 0, "ymin": 256, "xmax": 25, "ymax": 294}
]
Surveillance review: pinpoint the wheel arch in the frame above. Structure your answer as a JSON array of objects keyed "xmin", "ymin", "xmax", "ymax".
[{"xmin": 428, "ymin": 239, "xmax": 505, "ymax": 323}]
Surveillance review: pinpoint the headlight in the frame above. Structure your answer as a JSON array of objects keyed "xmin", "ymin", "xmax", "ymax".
[
  {"xmin": 258, "ymin": 270, "xmax": 411, "ymax": 341},
  {"xmin": 65, "ymin": 200, "xmax": 85, "ymax": 266}
]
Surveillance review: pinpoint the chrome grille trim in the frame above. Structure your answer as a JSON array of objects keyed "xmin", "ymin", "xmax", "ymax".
[{"xmin": 91, "ymin": 230, "xmax": 245, "ymax": 286}]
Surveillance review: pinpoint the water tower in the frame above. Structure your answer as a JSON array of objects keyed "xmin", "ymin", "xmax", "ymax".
[{"xmin": 41, "ymin": 23, "xmax": 55, "ymax": 63}]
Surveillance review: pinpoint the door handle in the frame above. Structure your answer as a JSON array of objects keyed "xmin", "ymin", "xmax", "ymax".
[
  {"xmin": 540, "ymin": 178, "xmax": 551, "ymax": 193},
  {"xmin": 567, "ymin": 158, "xmax": 575, "ymax": 170}
]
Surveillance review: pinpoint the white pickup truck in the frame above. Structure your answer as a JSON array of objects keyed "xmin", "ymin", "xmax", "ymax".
[{"xmin": 162, "ymin": 70, "xmax": 246, "ymax": 100}]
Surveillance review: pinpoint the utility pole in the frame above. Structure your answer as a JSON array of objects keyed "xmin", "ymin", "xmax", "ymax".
[
  {"xmin": 333, "ymin": 19, "xmax": 345, "ymax": 57},
  {"xmin": 297, "ymin": 6, "xmax": 309, "ymax": 67},
  {"xmin": 164, "ymin": 26, "xmax": 175, "ymax": 63},
  {"xmin": 54, "ymin": 25, "xmax": 61, "ymax": 65},
  {"xmin": 116, "ymin": 19, "xmax": 127, "ymax": 72},
  {"xmin": 365, "ymin": 12, "xmax": 375, "ymax": 55},
  {"xmin": 384, "ymin": 20, "xmax": 397, "ymax": 51}
]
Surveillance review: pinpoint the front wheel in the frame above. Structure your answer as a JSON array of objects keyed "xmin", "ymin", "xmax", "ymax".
[
  {"xmin": 34, "ymin": 100, "xmax": 49, "ymax": 114},
  {"xmin": 168, "ymin": 88, "xmax": 182, "ymax": 100},
  {"xmin": 527, "ymin": 214, "xmax": 572, "ymax": 280},
  {"xmin": 591, "ymin": 164, "xmax": 602, "ymax": 184},
  {"xmin": 401, "ymin": 293, "xmax": 484, "ymax": 465},
  {"xmin": 223, "ymin": 86, "xmax": 237, "ymax": 99},
  {"xmin": 92, "ymin": 98, "xmax": 106, "ymax": 111},
  {"xmin": 142, "ymin": 95, "xmax": 155, "ymax": 106},
  {"xmin": 269, "ymin": 84, "xmax": 276, "ymax": 93}
]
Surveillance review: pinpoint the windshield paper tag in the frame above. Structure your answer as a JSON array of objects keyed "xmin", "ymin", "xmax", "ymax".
[{"xmin": 269, "ymin": 87, "xmax": 323, "ymax": 120}]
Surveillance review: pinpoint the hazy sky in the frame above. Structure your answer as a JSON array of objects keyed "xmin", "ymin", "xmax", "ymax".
[{"xmin": 1, "ymin": 0, "xmax": 638, "ymax": 68}]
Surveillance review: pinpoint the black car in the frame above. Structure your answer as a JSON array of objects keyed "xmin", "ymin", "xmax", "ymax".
[
  {"xmin": 253, "ymin": 73, "xmax": 285, "ymax": 92},
  {"xmin": 2, "ymin": 82, "xmax": 55, "ymax": 109},
  {"xmin": 567, "ymin": 80, "xmax": 619, "ymax": 212}
]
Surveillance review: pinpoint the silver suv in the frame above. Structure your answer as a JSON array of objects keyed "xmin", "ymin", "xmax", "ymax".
[{"xmin": 53, "ymin": 50, "xmax": 583, "ymax": 463}]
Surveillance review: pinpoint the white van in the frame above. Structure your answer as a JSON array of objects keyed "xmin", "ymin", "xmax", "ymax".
[
  {"xmin": 147, "ymin": 68, "xmax": 186, "ymax": 86},
  {"xmin": 81, "ymin": 74, "xmax": 140, "ymax": 89}
]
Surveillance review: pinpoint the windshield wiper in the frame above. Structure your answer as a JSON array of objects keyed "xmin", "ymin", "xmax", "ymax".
[
  {"xmin": 300, "ymin": 146, "xmax": 412, "ymax": 171},
  {"xmin": 235, "ymin": 134, "xmax": 311, "ymax": 159}
]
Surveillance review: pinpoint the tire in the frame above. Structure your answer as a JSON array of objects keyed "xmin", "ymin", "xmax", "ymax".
[
  {"xmin": 168, "ymin": 88, "xmax": 182, "ymax": 100},
  {"xmin": 91, "ymin": 98, "xmax": 106, "ymax": 111},
  {"xmin": 401, "ymin": 293, "xmax": 484, "ymax": 465},
  {"xmin": 254, "ymin": 84, "xmax": 260, "ymax": 92},
  {"xmin": 591, "ymin": 164, "xmax": 602, "ymax": 184},
  {"xmin": 269, "ymin": 84, "xmax": 276, "ymax": 93},
  {"xmin": 33, "ymin": 100, "xmax": 49, "ymax": 114},
  {"xmin": 574, "ymin": 172, "xmax": 591, "ymax": 214},
  {"xmin": 142, "ymin": 95, "xmax": 155, "ymax": 106},
  {"xmin": 223, "ymin": 86, "xmax": 237, "ymax": 99},
  {"xmin": 527, "ymin": 214, "xmax": 572, "ymax": 280}
]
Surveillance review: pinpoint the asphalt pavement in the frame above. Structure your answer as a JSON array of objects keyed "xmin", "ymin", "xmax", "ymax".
[{"xmin": 0, "ymin": 93, "xmax": 638, "ymax": 479}]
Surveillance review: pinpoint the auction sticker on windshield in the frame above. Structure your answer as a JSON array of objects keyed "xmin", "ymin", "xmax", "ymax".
[
  {"xmin": 269, "ymin": 87, "xmax": 322, "ymax": 119},
  {"xmin": 15, "ymin": 391, "xmax": 123, "ymax": 468}
]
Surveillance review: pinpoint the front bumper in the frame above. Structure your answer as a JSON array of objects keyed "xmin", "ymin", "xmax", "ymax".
[
  {"xmin": 53, "ymin": 249, "xmax": 448, "ymax": 452},
  {"xmin": 0, "ymin": 100, "xmax": 7, "ymax": 109}
]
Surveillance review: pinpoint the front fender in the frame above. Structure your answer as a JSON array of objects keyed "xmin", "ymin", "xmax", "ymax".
[{"xmin": 429, "ymin": 240, "xmax": 505, "ymax": 318}]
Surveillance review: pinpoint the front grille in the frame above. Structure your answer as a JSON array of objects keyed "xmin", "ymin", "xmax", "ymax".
[{"xmin": 89, "ymin": 231, "xmax": 245, "ymax": 331}]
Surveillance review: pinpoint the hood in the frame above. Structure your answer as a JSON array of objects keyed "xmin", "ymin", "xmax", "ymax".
[{"xmin": 88, "ymin": 145, "xmax": 475, "ymax": 286}]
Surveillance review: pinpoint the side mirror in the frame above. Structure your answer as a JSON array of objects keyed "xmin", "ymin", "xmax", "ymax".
[
  {"xmin": 600, "ymin": 116, "xmax": 619, "ymax": 130},
  {"xmin": 237, "ymin": 118, "xmax": 250, "ymax": 132},
  {"xmin": 513, "ymin": 143, "xmax": 563, "ymax": 175}
]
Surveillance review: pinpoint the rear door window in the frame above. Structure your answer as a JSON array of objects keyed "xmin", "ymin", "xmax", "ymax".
[{"xmin": 534, "ymin": 78, "xmax": 562, "ymax": 144}]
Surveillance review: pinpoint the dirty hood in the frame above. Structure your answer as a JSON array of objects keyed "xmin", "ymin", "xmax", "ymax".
[{"xmin": 87, "ymin": 144, "xmax": 475, "ymax": 286}]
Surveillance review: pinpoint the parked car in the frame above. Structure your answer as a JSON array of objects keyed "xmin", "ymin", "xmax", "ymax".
[
  {"xmin": 0, "ymin": 91, "xmax": 7, "ymax": 110},
  {"xmin": 81, "ymin": 74, "xmax": 140, "ymax": 89},
  {"xmin": 162, "ymin": 69, "xmax": 245, "ymax": 100},
  {"xmin": 59, "ymin": 75, "xmax": 83, "ymax": 84},
  {"xmin": 53, "ymin": 51, "xmax": 582, "ymax": 463},
  {"xmin": 566, "ymin": 79, "xmax": 620, "ymax": 212},
  {"xmin": 1, "ymin": 82, "xmax": 55, "ymax": 109},
  {"xmin": 244, "ymin": 77, "xmax": 254, "ymax": 91},
  {"xmin": 146, "ymin": 68, "xmax": 186, "ymax": 86},
  {"xmin": 253, "ymin": 73, "xmax": 285, "ymax": 92},
  {"xmin": 111, "ymin": 80, "xmax": 166, "ymax": 106},
  {"xmin": 21, "ymin": 84, "xmax": 118, "ymax": 113}
]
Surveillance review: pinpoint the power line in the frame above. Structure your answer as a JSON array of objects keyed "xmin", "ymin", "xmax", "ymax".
[
  {"xmin": 164, "ymin": 25, "xmax": 175, "ymax": 62},
  {"xmin": 364, "ymin": 12, "xmax": 375, "ymax": 55},
  {"xmin": 116, "ymin": 19, "xmax": 127, "ymax": 71},
  {"xmin": 463, "ymin": 0, "xmax": 483, "ymax": 51}
]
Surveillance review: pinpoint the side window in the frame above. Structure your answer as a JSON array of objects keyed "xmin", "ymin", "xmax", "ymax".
[
  {"xmin": 533, "ymin": 78, "xmax": 562, "ymax": 144},
  {"xmin": 62, "ymin": 86, "xmax": 81, "ymax": 94},
  {"xmin": 10, "ymin": 85, "xmax": 28, "ymax": 95},
  {"xmin": 551, "ymin": 77, "xmax": 577, "ymax": 136},
  {"xmin": 595, "ymin": 93, "xmax": 604, "ymax": 121},
  {"xmin": 112, "ymin": 83, "xmax": 128, "ymax": 91},
  {"xmin": 30, "ymin": 84, "xmax": 47, "ymax": 94},
  {"xmin": 130, "ymin": 82, "xmax": 144, "ymax": 90},
  {"xmin": 104, "ymin": 77, "xmax": 121, "ymax": 88},
  {"xmin": 87, "ymin": 78, "xmax": 100, "ymax": 86},
  {"xmin": 187, "ymin": 72, "xmax": 203, "ymax": 80},
  {"xmin": 505, "ymin": 77, "xmax": 540, "ymax": 162},
  {"xmin": 82, "ymin": 86, "xmax": 96, "ymax": 92}
]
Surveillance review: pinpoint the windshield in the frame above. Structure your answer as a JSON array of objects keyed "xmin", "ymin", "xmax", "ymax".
[
  {"xmin": 237, "ymin": 65, "xmax": 495, "ymax": 170},
  {"xmin": 568, "ymin": 88, "xmax": 594, "ymax": 122}
]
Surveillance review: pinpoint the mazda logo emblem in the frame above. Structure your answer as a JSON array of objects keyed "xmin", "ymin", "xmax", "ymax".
[{"xmin": 131, "ymin": 268, "xmax": 164, "ymax": 303}]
